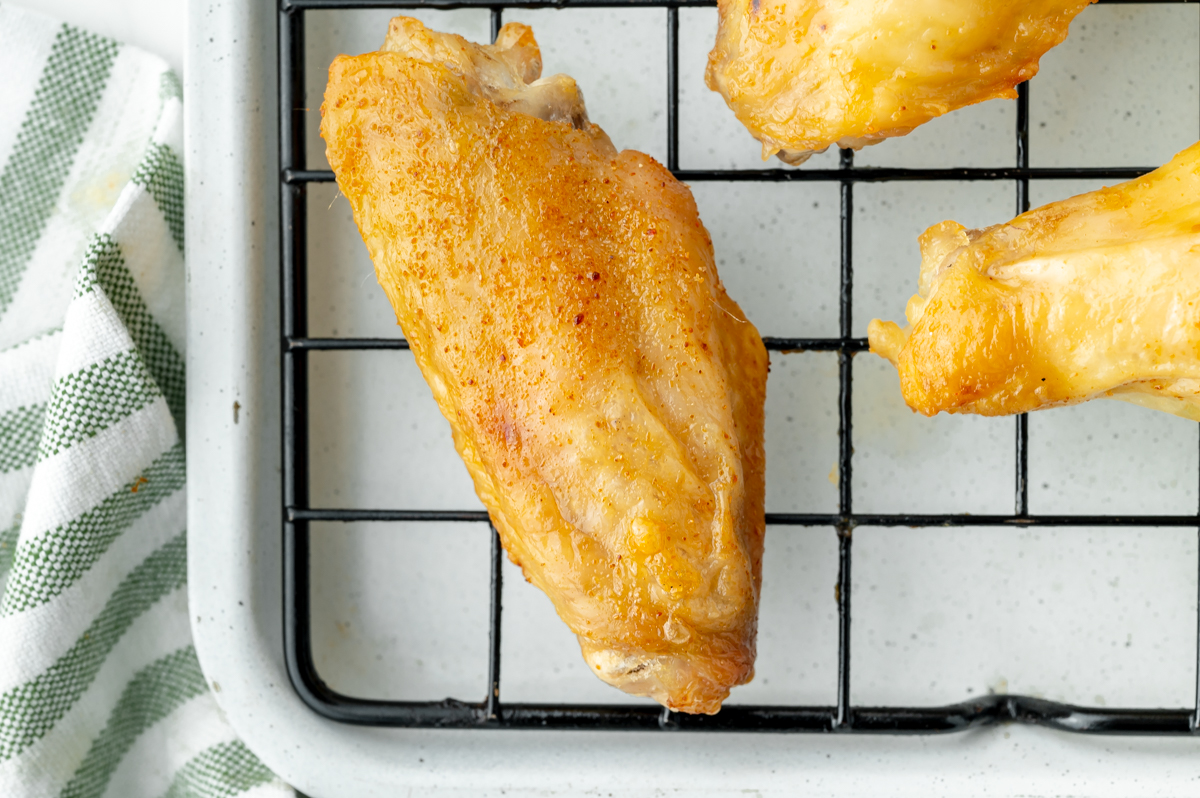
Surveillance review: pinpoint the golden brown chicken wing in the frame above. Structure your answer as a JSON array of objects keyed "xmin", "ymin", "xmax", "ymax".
[
  {"xmin": 321, "ymin": 18, "xmax": 768, "ymax": 714},
  {"xmin": 706, "ymin": 0, "xmax": 1094, "ymax": 164},
  {"xmin": 868, "ymin": 141, "xmax": 1200, "ymax": 421}
]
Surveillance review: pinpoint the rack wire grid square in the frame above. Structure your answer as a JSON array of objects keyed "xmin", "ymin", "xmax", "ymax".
[{"xmin": 278, "ymin": 0, "xmax": 1200, "ymax": 733}]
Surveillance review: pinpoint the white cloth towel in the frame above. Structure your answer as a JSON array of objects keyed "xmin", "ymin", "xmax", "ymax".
[{"xmin": 0, "ymin": 5, "xmax": 292, "ymax": 797}]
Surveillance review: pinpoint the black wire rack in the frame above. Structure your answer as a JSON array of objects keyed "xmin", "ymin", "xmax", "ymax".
[{"xmin": 280, "ymin": 0, "xmax": 1200, "ymax": 733}]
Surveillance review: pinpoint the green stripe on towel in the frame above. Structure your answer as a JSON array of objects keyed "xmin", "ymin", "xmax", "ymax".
[
  {"xmin": 58, "ymin": 645, "xmax": 207, "ymax": 798},
  {"xmin": 76, "ymin": 235, "xmax": 185, "ymax": 435},
  {"xmin": 0, "ymin": 530, "xmax": 187, "ymax": 762},
  {"xmin": 1, "ymin": 442, "xmax": 184, "ymax": 616},
  {"xmin": 131, "ymin": 144, "xmax": 185, "ymax": 254},
  {"xmin": 37, "ymin": 350, "xmax": 162, "ymax": 462},
  {"xmin": 0, "ymin": 519, "xmax": 20, "ymax": 581},
  {"xmin": 0, "ymin": 26, "xmax": 119, "ymax": 321},
  {"xmin": 160, "ymin": 741, "xmax": 276, "ymax": 798},
  {"xmin": 0, "ymin": 403, "xmax": 45, "ymax": 474}
]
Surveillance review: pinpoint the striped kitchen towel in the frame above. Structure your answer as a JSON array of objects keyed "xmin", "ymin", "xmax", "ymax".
[{"xmin": 0, "ymin": 5, "xmax": 291, "ymax": 797}]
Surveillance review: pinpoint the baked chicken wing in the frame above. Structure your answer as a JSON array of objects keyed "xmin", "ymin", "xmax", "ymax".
[
  {"xmin": 706, "ymin": 0, "xmax": 1094, "ymax": 164},
  {"xmin": 868, "ymin": 141, "xmax": 1200, "ymax": 421},
  {"xmin": 321, "ymin": 18, "xmax": 768, "ymax": 713}
]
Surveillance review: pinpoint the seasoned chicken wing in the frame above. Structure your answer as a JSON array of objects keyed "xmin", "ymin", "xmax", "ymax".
[
  {"xmin": 706, "ymin": 0, "xmax": 1094, "ymax": 164},
  {"xmin": 868, "ymin": 141, "xmax": 1200, "ymax": 421},
  {"xmin": 321, "ymin": 18, "xmax": 768, "ymax": 714}
]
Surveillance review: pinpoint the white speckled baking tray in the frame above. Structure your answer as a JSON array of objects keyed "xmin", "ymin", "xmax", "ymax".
[{"xmin": 188, "ymin": 1, "xmax": 1200, "ymax": 794}]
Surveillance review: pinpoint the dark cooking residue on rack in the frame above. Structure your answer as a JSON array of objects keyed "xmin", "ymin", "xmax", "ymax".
[{"xmin": 278, "ymin": 0, "xmax": 1200, "ymax": 733}]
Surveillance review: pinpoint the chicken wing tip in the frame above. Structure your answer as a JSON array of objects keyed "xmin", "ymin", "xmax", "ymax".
[{"xmin": 381, "ymin": 15, "xmax": 593, "ymax": 132}]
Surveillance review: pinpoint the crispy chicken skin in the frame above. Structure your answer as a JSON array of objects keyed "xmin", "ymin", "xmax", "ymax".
[
  {"xmin": 706, "ymin": 0, "xmax": 1094, "ymax": 164},
  {"xmin": 321, "ymin": 18, "xmax": 768, "ymax": 714},
  {"xmin": 868, "ymin": 141, "xmax": 1200, "ymax": 421}
]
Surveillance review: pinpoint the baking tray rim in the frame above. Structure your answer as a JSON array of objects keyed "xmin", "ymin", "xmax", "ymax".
[{"xmin": 183, "ymin": 1, "xmax": 1200, "ymax": 795}]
